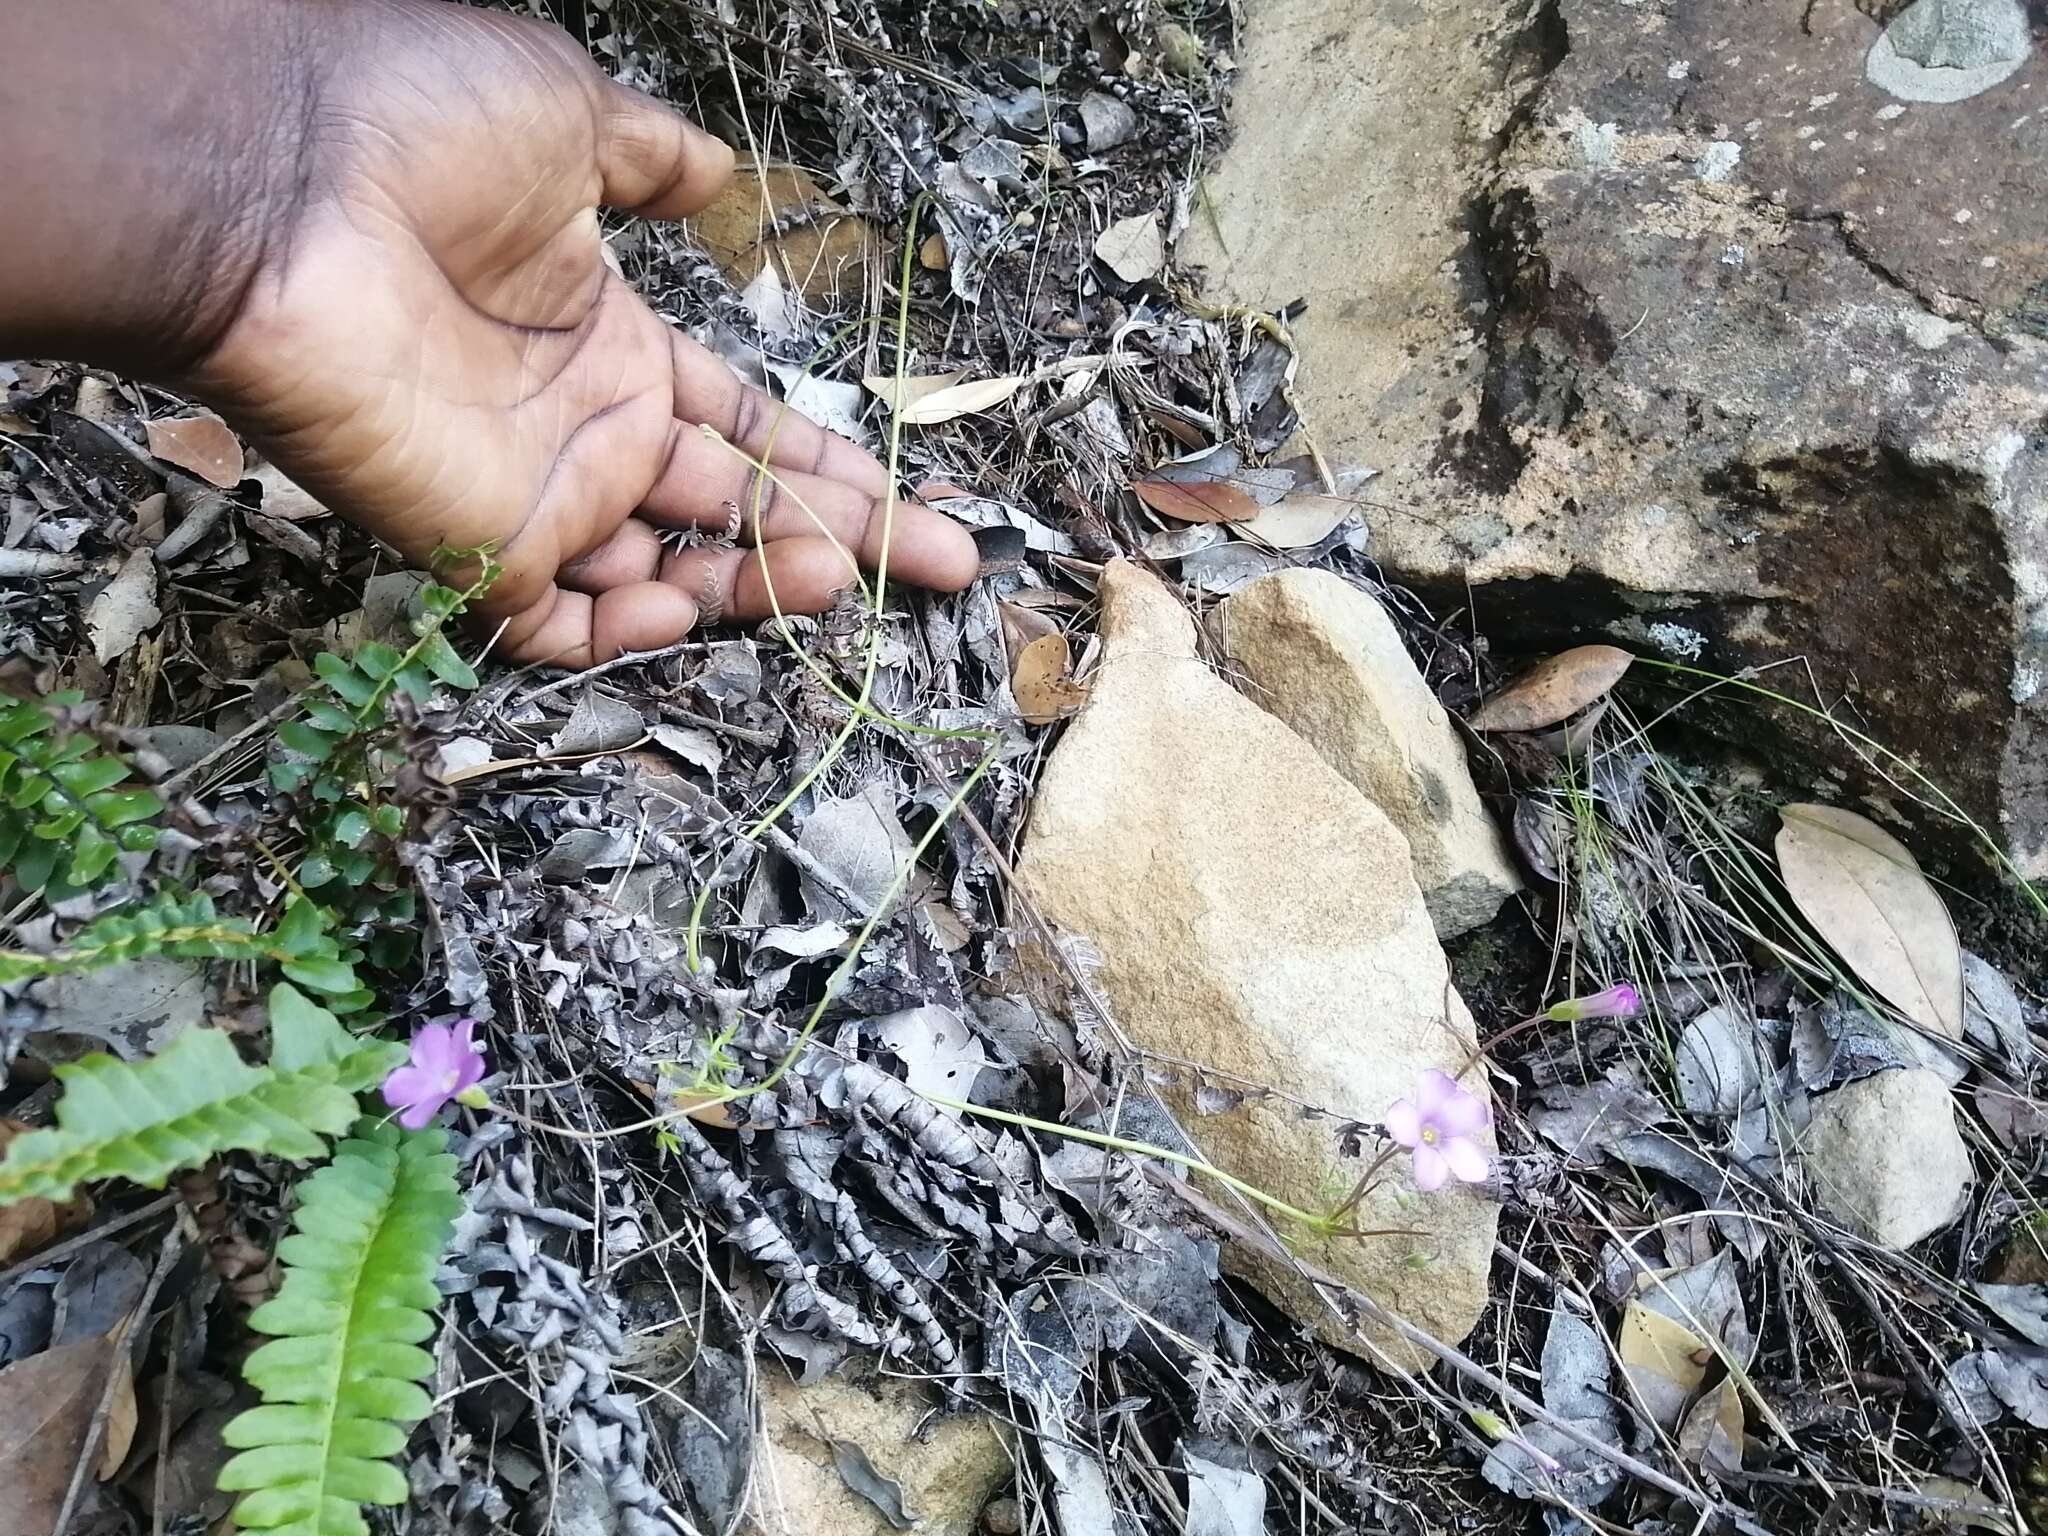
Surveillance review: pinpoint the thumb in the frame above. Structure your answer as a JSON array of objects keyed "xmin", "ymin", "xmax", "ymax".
[{"xmin": 591, "ymin": 76, "xmax": 735, "ymax": 220}]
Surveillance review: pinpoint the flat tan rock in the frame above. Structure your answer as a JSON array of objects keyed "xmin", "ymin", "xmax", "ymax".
[
  {"xmin": 1218, "ymin": 569, "xmax": 1520, "ymax": 936},
  {"xmin": 747, "ymin": 1371, "xmax": 1009, "ymax": 1536},
  {"xmin": 1017, "ymin": 560, "xmax": 1498, "ymax": 1364},
  {"xmin": 1799, "ymin": 1068, "xmax": 1972, "ymax": 1249}
]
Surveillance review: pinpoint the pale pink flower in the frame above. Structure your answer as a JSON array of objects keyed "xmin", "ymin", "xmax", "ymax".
[
  {"xmin": 381, "ymin": 1018, "xmax": 487, "ymax": 1130},
  {"xmin": 1383, "ymin": 1069, "xmax": 1491, "ymax": 1192},
  {"xmin": 1544, "ymin": 982, "xmax": 1642, "ymax": 1022}
]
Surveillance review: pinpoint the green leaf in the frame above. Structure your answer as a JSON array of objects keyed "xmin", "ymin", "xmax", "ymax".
[
  {"xmin": 266, "ymin": 982, "xmax": 390, "ymax": 1074},
  {"xmin": 117, "ymin": 823, "xmax": 161, "ymax": 853},
  {"xmin": 301, "ymin": 698, "xmax": 357, "ymax": 734},
  {"xmin": 13, "ymin": 838, "xmax": 58, "ymax": 893},
  {"xmin": 282, "ymin": 958, "xmax": 362, "ymax": 996},
  {"xmin": 370, "ymin": 805, "xmax": 404, "ymax": 839},
  {"xmin": 9, "ymin": 770, "xmax": 51, "ymax": 810},
  {"xmin": 66, "ymin": 825, "xmax": 118, "ymax": 886},
  {"xmin": 417, "ymin": 632, "xmax": 478, "ymax": 690},
  {"xmin": 391, "ymin": 664, "xmax": 432, "ymax": 705},
  {"xmin": 353, "ymin": 643, "xmax": 404, "ymax": 681},
  {"xmin": 270, "ymin": 760, "xmax": 314, "ymax": 793},
  {"xmin": 84, "ymin": 787, "xmax": 163, "ymax": 828},
  {"xmin": 279, "ymin": 721, "xmax": 340, "ymax": 763},
  {"xmin": 273, "ymin": 897, "xmax": 329, "ymax": 958},
  {"xmin": 0, "ymin": 1028, "xmax": 395, "ymax": 1206},
  {"xmin": 332, "ymin": 811, "xmax": 371, "ymax": 849},
  {"xmin": 49, "ymin": 757, "xmax": 129, "ymax": 797},
  {"xmin": 314, "ymin": 652, "xmax": 378, "ymax": 709},
  {"xmin": 219, "ymin": 1124, "xmax": 460, "ymax": 1536},
  {"xmin": 300, "ymin": 854, "xmax": 338, "ymax": 889}
]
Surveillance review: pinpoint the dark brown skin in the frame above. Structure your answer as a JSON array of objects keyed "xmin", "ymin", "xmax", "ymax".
[{"xmin": 0, "ymin": 0, "xmax": 978, "ymax": 666}]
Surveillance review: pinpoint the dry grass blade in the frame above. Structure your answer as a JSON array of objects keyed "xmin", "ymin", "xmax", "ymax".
[
  {"xmin": 1774, "ymin": 803, "xmax": 1963, "ymax": 1037},
  {"xmin": 1130, "ymin": 475, "xmax": 1261, "ymax": 524},
  {"xmin": 1468, "ymin": 645, "xmax": 1634, "ymax": 732}
]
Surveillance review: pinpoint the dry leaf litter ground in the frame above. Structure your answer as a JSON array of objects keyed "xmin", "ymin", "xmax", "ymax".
[{"xmin": 0, "ymin": 1, "xmax": 2045, "ymax": 1535}]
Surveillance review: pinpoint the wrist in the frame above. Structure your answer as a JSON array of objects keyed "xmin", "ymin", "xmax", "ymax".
[{"xmin": 0, "ymin": 0, "xmax": 319, "ymax": 380}]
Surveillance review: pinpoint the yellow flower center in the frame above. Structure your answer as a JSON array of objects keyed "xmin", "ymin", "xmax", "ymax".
[{"xmin": 1421, "ymin": 1127, "xmax": 1439, "ymax": 1145}]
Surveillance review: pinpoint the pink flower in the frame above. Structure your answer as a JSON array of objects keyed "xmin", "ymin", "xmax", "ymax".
[
  {"xmin": 1383, "ymin": 1069, "xmax": 1491, "ymax": 1192},
  {"xmin": 1544, "ymin": 982, "xmax": 1642, "ymax": 1022},
  {"xmin": 381, "ymin": 1018, "xmax": 487, "ymax": 1130}
]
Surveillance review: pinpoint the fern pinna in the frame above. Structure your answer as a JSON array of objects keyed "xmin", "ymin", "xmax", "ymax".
[
  {"xmin": 0, "ymin": 985, "xmax": 401, "ymax": 1205},
  {"xmin": 218, "ymin": 1123, "xmax": 461, "ymax": 1536}
]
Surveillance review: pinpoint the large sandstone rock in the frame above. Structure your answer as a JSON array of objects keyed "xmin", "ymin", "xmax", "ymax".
[
  {"xmin": 1798, "ymin": 1068, "xmax": 1973, "ymax": 1248},
  {"xmin": 1190, "ymin": 0, "xmax": 2048, "ymax": 877},
  {"xmin": 1217, "ymin": 569, "xmax": 1521, "ymax": 936},
  {"xmin": 1016, "ymin": 560, "xmax": 1498, "ymax": 1363},
  {"xmin": 746, "ymin": 1372, "xmax": 1009, "ymax": 1535}
]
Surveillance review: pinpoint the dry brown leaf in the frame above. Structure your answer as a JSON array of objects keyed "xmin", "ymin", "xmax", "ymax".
[
  {"xmin": 87, "ymin": 549, "xmax": 161, "ymax": 666},
  {"xmin": 1618, "ymin": 1301, "xmax": 1710, "ymax": 1432},
  {"xmin": 1467, "ymin": 645, "xmax": 1635, "ymax": 732},
  {"xmin": 888, "ymin": 374, "xmax": 1029, "ymax": 426},
  {"xmin": 248, "ymin": 460, "xmax": 326, "ymax": 521},
  {"xmin": 1238, "ymin": 492, "xmax": 1351, "ymax": 549},
  {"xmin": 1675, "ymin": 1374, "xmax": 1744, "ymax": 1477},
  {"xmin": 1131, "ymin": 474, "xmax": 1261, "ymax": 524},
  {"xmin": 998, "ymin": 601, "xmax": 1060, "ymax": 669},
  {"xmin": 1012, "ymin": 633, "xmax": 1089, "ymax": 725},
  {"xmin": 0, "ymin": 1121, "xmax": 91, "ymax": 1266},
  {"xmin": 0, "ymin": 1331, "xmax": 122, "ymax": 1532},
  {"xmin": 919, "ymin": 231, "xmax": 950, "ymax": 271},
  {"xmin": 686, "ymin": 165, "xmax": 874, "ymax": 302},
  {"xmin": 143, "ymin": 412, "xmax": 243, "ymax": 488},
  {"xmin": 862, "ymin": 371, "xmax": 967, "ymax": 412},
  {"xmin": 1094, "ymin": 212, "xmax": 1164, "ymax": 282},
  {"xmin": 98, "ymin": 1351, "xmax": 137, "ymax": 1479},
  {"xmin": 1776, "ymin": 804, "xmax": 1963, "ymax": 1039}
]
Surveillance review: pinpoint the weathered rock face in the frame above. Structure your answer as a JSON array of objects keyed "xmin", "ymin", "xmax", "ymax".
[
  {"xmin": 1190, "ymin": 0, "xmax": 2048, "ymax": 876},
  {"xmin": 1799, "ymin": 1067, "xmax": 1973, "ymax": 1248},
  {"xmin": 746, "ymin": 1372, "xmax": 1009, "ymax": 1536},
  {"xmin": 1216, "ymin": 569, "xmax": 1521, "ymax": 936},
  {"xmin": 1016, "ymin": 560, "xmax": 1499, "ymax": 1363}
]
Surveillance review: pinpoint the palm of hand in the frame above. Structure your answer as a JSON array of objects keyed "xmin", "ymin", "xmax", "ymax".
[{"xmin": 194, "ymin": 6, "xmax": 973, "ymax": 665}]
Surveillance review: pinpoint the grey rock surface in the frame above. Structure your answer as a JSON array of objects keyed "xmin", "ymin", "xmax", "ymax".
[
  {"xmin": 1799, "ymin": 1067, "xmax": 1973, "ymax": 1247},
  {"xmin": 1189, "ymin": 0, "xmax": 2048, "ymax": 875}
]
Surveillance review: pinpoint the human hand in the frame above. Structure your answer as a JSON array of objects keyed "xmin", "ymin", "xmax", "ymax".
[{"xmin": 50, "ymin": 0, "xmax": 976, "ymax": 666}]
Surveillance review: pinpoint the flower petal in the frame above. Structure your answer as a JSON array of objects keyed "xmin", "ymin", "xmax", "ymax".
[
  {"xmin": 408, "ymin": 1021, "xmax": 458, "ymax": 1072},
  {"xmin": 1442, "ymin": 1135, "xmax": 1491, "ymax": 1184},
  {"xmin": 1434, "ymin": 1086, "xmax": 1491, "ymax": 1137},
  {"xmin": 452, "ymin": 1049, "xmax": 487, "ymax": 1094},
  {"xmin": 381, "ymin": 1065, "xmax": 437, "ymax": 1112},
  {"xmin": 1383, "ymin": 1098, "xmax": 1423, "ymax": 1148},
  {"xmin": 1414, "ymin": 1068, "xmax": 1456, "ymax": 1118},
  {"xmin": 395, "ymin": 1097, "xmax": 440, "ymax": 1131},
  {"xmin": 1411, "ymin": 1143, "xmax": 1449, "ymax": 1193}
]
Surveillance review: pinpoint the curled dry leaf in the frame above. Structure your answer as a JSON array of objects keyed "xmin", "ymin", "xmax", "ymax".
[
  {"xmin": 998, "ymin": 600, "xmax": 1060, "ymax": 669},
  {"xmin": 1130, "ymin": 474, "xmax": 1261, "ymax": 524},
  {"xmin": 865, "ymin": 372, "xmax": 1028, "ymax": 425},
  {"xmin": 142, "ymin": 411, "xmax": 243, "ymax": 488},
  {"xmin": 1618, "ymin": 1300, "xmax": 1711, "ymax": 1432},
  {"xmin": 1012, "ymin": 633, "xmax": 1089, "ymax": 725},
  {"xmin": 1775, "ymin": 804, "xmax": 1963, "ymax": 1040},
  {"xmin": 1468, "ymin": 645, "xmax": 1635, "ymax": 732},
  {"xmin": 87, "ymin": 548, "xmax": 161, "ymax": 666}
]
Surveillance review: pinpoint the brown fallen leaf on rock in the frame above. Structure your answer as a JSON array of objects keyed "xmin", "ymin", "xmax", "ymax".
[
  {"xmin": 1468, "ymin": 644, "xmax": 1634, "ymax": 732},
  {"xmin": 1775, "ymin": 803, "xmax": 1962, "ymax": 1039},
  {"xmin": 1012, "ymin": 633, "xmax": 1089, "ymax": 725},
  {"xmin": 142, "ymin": 411, "xmax": 243, "ymax": 489}
]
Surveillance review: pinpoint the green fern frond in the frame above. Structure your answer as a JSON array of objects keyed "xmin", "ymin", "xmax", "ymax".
[
  {"xmin": 0, "ymin": 890, "xmax": 271, "ymax": 984},
  {"xmin": 0, "ymin": 984, "xmax": 401, "ymax": 1205},
  {"xmin": 219, "ymin": 1123, "xmax": 461, "ymax": 1536}
]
